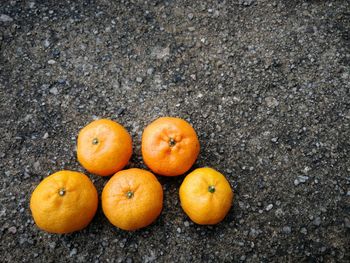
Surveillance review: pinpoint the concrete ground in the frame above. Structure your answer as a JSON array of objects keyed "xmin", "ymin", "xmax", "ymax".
[{"xmin": 1, "ymin": 0, "xmax": 349, "ymax": 262}]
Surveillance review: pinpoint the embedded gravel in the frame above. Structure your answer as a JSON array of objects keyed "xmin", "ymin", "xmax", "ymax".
[{"xmin": 1, "ymin": 0, "xmax": 349, "ymax": 262}]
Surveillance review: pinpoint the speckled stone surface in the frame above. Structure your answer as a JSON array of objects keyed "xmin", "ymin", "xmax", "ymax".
[{"xmin": 1, "ymin": 0, "xmax": 349, "ymax": 262}]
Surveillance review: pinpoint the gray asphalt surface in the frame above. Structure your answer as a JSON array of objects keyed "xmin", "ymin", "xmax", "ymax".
[{"xmin": 1, "ymin": 0, "xmax": 349, "ymax": 262}]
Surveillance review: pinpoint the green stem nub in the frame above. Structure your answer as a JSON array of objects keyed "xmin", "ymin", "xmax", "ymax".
[
  {"xmin": 59, "ymin": 188, "xmax": 66, "ymax": 196},
  {"xmin": 92, "ymin": 138, "xmax": 99, "ymax": 145},
  {"xmin": 126, "ymin": 191, "xmax": 134, "ymax": 199},
  {"xmin": 208, "ymin": 185, "xmax": 216, "ymax": 193},
  {"xmin": 169, "ymin": 138, "xmax": 176, "ymax": 147}
]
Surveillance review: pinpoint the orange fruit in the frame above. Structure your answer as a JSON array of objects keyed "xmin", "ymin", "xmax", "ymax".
[
  {"xmin": 77, "ymin": 119, "xmax": 132, "ymax": 176},
  {"xmin": 141, "ymin": 117, "xmax": 200, "ymax": 176},
  {"xmin": 30, "ymin": 170, "xmax": 98, "ymax": 234},
  {"xmin": 102, "ymin": 168, "xmax": 163, "ymax": 231},
  {"xmin": 179, "ymin": 167, "xmax": 233, "ymax": 225}
]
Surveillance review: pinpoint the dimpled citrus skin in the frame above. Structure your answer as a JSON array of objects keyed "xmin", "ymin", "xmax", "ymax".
[
  {"xmin": 102, "ymin": 168, "xmax": 163, "ymax": 231},
  {"xmin": 179, "ymin": 167, "xmax": 233, "ymax": 225},
  {"xmin": 30, "ymin": 171, "xmax": 98, "ymax": 234},
  {"xmin": 141, "ymin": 117, "xmax": 200, "ymax": 176},
  {"xmin": 77, "ymin": 119, "xmax": 132, "ymax": 176}
]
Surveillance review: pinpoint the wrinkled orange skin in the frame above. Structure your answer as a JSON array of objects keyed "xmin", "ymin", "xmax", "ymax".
[
  {"xmin": 30, "ymin": 171, "xmax": 98, "ymax": 234},
  {"xmin": 141, "ymin": 117, "xmax": 200, "ymax": 176},
  {"xmin": 102, "ymin": 168, "xmax": 163, "ymax": 231},
  {"xmin": 179, "ymin": 167, "xmax": 233, "ymax": 225},
  {"xmin": 77, "ymin": 119, "xmax": 132, "ymax": 176}
]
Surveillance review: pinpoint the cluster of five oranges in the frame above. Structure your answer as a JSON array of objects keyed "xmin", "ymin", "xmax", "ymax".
[{"xmin": 30, "ymin": 117, "xmax": 234, "ymax": 234}]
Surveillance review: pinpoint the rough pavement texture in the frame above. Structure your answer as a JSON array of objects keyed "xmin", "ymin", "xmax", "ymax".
[{"xmin": 1, "ymin": 0, "xmax": 349, "ymax": 262}]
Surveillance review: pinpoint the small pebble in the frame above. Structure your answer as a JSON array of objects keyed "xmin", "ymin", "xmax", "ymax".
[
  {"xmin": 313, "ymin": 217, "xmax": 321, "ymax": 226},
  {"xmin": 0, "ymin": 14, "xmax": 13, "ymax": 22},
  {"xmin": 57, "ymin": 78, "xmax": 66, "ymax": 84},
  {"xmin": 48, "ymin": 59, "xmax": 56, "ymax": 65},
  {"xmin": 239, "ymin": 0, "xmax": 256, "ymax": 6},
  {"xmin": 188, "ymin": 27, "xmax": 195, "ymax": 32},
  {"xmin": 52, "ymin": 49, "xmax": 60, "ymax": 58},
  {"xmin": 152, "ymin": 46, "xmax": 170, "ymax": 59},
  {"xmin": 184, "ymin": 221, "xmax": 190, "ymax": 227},
  {"xmin": 49, "ymin": 87, "xmax": 58, "ymax": 95},
  {"xmin": 136, "ymin": 77, "xmax": 143, "ymax": 83},
  {"xmin": 303, "ymin": 166, "xmax": 311, "ymax": 174},
  {"xmin": 8, "ymin": 226, "xmax": 17, "ymax": 234},
  {"xmin": 265, "ymin": 96, "xmax": 279, "ymax": 108},
  {"xmin": 300, "ymin": 228, "xmax": 307, "ymax": 235},
  {"xmin": 43, "ymin": 39, "xmax": 50, "ymax": 48},
  {"xmin": 147, "ymin": 68, "xmax": 154, "ymax": 75},
  {"xmin": 49, "ymin": 242, "xmax": 56, "ymax": 249},
  {"xmin": 266, "ymin": 204, "xmax": 273, "ymax": 211},
  {"xmin": 271, "ymin": 137, "xmax": 278, "ymax": 143},
  {"xmin": 19, "ymin": 237, "xmax": 27, "ymax": 245},
  {"xmin": 282, "ymin": 226, "xmax": 291, "ymax": 234},
  {"xmin": 119, "ymin": 239, "xmax": 126, "ymax": 248},
  {"xmin": 69, "ymin": 248, "xmax": 77, "ymax": 257},
  {"xmin": 344, "ymin": 217, "xmax": 350, "ymax": 228},
  {"xmin": 116, "ymin": 108, "xmax": 125, "ymax": 116},
  {"xmin": 294, "ymin": 175, "xmax": 309, "ymax": 186},
  {"xmin": 24, "ymin": 170, "xmax": 30, "ymax": 179},
  {"xmin": 319, "ymin": 246, "xmax": 327, "ymax": 253},
  {"xmin": 33, "ymin": 161, "xmax": 40, "ymax": 170}
]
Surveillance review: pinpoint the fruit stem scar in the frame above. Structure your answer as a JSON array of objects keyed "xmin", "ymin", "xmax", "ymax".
[
  {"xmin": 208, "ymin": 185, "xmax": 216, "ymax": 193},
  {"xmin": 92, "ymin": 138, "xmax": 99, "ymax": 145},
  {"xmin": 58, "ymin": 188, "xmax": 66, "ymax": 196},
  {"xmin": 169, "ymin": 138, "xmax": 176, "ymax": 147},
  {"xmin": 126, "ymin": 191, "xmax": 134, "ymax": 199}
]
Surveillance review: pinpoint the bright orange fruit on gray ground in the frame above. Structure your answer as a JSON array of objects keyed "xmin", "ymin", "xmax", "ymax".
[
  {"xmin": 77, "ymin": 119, "xmax": 132, "ymax": 176},
  {"xmin": 142, "ymin": 117, "xmax": 200, "ymax": 176},
  {"xmin": 180, "ymin": 167, "xmax": 233, "ymax": 225},
  {"xmin": 102, "ymin": 168, "xmax": 163, "ymax": 231},
  {"xmin": 30, "ymin": 170, "xmax": 98, "ymax": 234}
]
